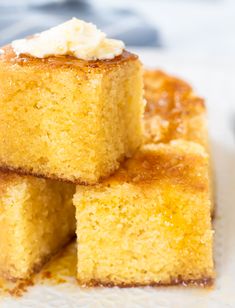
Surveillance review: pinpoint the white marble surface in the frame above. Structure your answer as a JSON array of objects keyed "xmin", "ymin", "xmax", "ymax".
[{"xmin": 1, "ymin": 49, "xmax": 235, "ymax": 308}]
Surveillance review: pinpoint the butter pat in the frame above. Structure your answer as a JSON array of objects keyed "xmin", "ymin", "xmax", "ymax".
[{"xmin": 11, "ymin": 18, "xmax": 125, "ymax": 60}]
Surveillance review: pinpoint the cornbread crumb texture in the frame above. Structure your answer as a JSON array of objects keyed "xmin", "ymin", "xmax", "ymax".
[
  {"xmin": 74, "ymin": 140, "xmax": 214, "ymax": 286},
  {"xmin": 0, "ymin": 46, "xmax": 143, "ymax": 184},
  {"xmin": 144, "ymin": 70, "xmax": 208, "ymax": 148},
  {"xmin": 0, "ymin": 173, "xmax": 75, "ymax": 280}
]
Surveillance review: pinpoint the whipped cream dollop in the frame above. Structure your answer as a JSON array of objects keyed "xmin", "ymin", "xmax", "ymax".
[{"xmin": 11, "ymin": 18, "xmax": 125, "ymax": 60}]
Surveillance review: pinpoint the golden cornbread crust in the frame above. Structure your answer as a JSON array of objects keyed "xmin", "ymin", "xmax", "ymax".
[
  {"xmin": 1, "ymin": 45, "xmax": 137, "ymax": 71},
  {"xmin": 96, "ymin": 141, "xmax": 209, "ymax": 192},
  {"xmin": 143, "ymin": 70, "xmax": 208, "ymax": 148}
]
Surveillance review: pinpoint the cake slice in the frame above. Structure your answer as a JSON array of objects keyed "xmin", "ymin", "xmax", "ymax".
[
  {"xmin": 0, "ymin": 45, "xmax": 143, "ymax": 184},
  {"xmin": 144, "ymin": 70, "xmax": 208, "ymax": 149},
  {"xmin": 74, "ymin": 140, "xmax": 214, "ymax": 287},
  {"xmin": 0, "ymin": 173, "xmax": 75, "ymax": 280}
]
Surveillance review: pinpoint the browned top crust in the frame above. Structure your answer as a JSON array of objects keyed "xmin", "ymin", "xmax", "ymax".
[
  {"xmin": 144, "ymin": 70, "xmax": 206, "ymax": 144},
  {"xmin": 144, "ymin": 70, "xmax": 205, "ymax": 114},
  {"xmin": 0, "ymin": 45, "xmax": 138, "ymax": 71},
  {"xmin": 98, "ymin": 141, "xmax": 209, "ymax": 193}
]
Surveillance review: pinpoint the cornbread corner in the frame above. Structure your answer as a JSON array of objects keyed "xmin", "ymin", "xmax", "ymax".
[
  {"xmin": 74, "ymin": 140, "xmax": 214, "ymax": 287},
  {"xmin": 0, "ymin": 46, "xmax": 143, "ymax": 184},
  {"xmin": 143, "ymin": 70, "xmax": 208, "ymax": 149},
  {"xmin": 0, "ymin": 173, "xmax": 75, "ymax": 280}
]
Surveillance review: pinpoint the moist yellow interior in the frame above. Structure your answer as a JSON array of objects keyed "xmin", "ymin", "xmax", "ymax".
[
  {"xmin": 0, "ymin": 176, "xmax": 75, "ymax": 280},
  {"xmin": 0, "ymin": 57, "xmax": 143, "ymax": 183},
  {"xmin": 74, "ymin": 141, "xmax": 214, "ymax": 286}
]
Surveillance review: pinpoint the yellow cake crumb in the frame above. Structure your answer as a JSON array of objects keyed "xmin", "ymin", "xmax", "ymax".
[
  {"xmin": 0, "ymin": 173, "xmax": 75, "ymax": 280},
  {"xmin": 74, "ymin": 140, "xmax": 214, "ymax": 286},
  {"xmin": 0, "ymin": 46, "xmax": 144, "ymax": 184}
]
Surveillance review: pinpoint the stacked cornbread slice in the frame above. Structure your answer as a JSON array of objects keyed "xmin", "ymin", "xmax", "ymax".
[
  {"xmin": 0, "ymin": 20, "xmax": 144, "ymax": 281},
  {"xmin": 73, "ymin": 70, "xmax": 214, "ymax": 287},
  {"xmin": 0, "ymin": 46, "xmax": 143, "ymax": 184}
]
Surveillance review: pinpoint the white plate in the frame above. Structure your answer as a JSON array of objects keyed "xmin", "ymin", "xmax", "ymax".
[{"xmin": 1, "ymin": 49, "xmax": 235, "ymax": 308}]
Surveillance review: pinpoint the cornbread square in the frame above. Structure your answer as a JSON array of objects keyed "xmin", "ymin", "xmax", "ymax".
[
  {"xmin": 0, "ymin": 46, "xmax": 143, "ymax": 184},
  {"xmin": 0, "ymin": 173, "xmax": 75, "ymax": 280},
  {"xmin": 74, "ymin": 141, "xmax": 214, "ymax": 287},
  {"xmin": 144, "ymin": 70, "xmax": 208, "ymax": 149}
]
